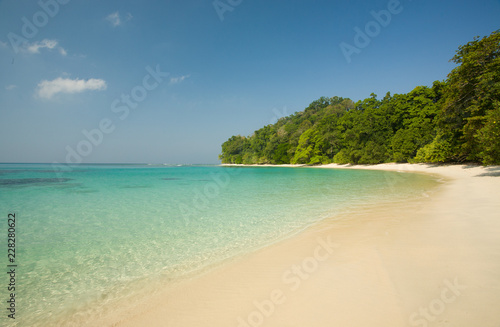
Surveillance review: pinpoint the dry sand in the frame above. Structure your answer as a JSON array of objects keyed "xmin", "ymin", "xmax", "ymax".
[{"xmin": 114, "ymin": 164, "xmax": 500, "ymax": 327}]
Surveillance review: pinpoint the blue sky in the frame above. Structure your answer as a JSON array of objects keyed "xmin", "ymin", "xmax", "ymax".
[{"xmin": 0, "ymin": 0, "xmax": 499, "ymax": 164}]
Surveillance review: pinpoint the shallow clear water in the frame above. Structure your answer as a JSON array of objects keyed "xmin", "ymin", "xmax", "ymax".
[{"xmin": 0, "ymin": 164, "xmax": 438, "ymax": 326}]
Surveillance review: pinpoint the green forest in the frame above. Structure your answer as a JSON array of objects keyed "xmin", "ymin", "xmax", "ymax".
[{"xmin": 220, "ymin": 31, "xmax": 500, "ymax": 166}]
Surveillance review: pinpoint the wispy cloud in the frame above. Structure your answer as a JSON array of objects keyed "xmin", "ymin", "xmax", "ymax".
[
  {"xmin": 36, "ymin": 77, "xmax": 107, "ymax": 100},
  {"xmin": 0, "ymin": 41, "xmax": 7, "ymax": 48},
  {"xmin": 24, "ymin": 39, "xmax": 67, "ymax": 56},
  {"xmin": 169, "ymin": 75, "xmax": 190, "ymax": 85},
  {"xmin": 5, "ymin": 85, "xmax": 17, "ymax": 91},
  {"xmin": 27, "ymin": 39, "xmax": 57, "ymax": 53},
  {"xmin": 106, "ymin": 12, "xmax": 121, "ymax": 27},
  {"xmin": 106, "ymin": 11, "xmax": 132, "ymax": 27}
]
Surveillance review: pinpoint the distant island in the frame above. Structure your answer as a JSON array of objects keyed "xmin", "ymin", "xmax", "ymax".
[{"xmin": 220, "ymin": 30, "xmax": 500, "ymax": 166}]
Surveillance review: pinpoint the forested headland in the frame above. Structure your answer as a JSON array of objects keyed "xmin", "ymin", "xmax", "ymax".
[{"xmin": 220, "ymin": 31, "xmax": 500, "ymax": 165}]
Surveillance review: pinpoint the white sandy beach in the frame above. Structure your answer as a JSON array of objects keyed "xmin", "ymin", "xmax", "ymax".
[{"xmin": 105, "ymin": 163, "xmax": 500, "ymax": 327}]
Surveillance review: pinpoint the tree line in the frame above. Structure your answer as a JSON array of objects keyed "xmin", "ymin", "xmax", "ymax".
[{"xmin": 220, "ymin": 31, "xmax": 500, "ymax": 165}]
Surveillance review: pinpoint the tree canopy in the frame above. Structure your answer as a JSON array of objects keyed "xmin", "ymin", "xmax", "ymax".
[{"xmin": 220, "ymin": 31, "xmax": 500, "ymax": 165}]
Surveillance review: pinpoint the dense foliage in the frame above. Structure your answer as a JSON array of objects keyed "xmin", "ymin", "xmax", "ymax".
[{"xmin": 220, "ymin": 31, "xmax": 500, "ymax": 165}]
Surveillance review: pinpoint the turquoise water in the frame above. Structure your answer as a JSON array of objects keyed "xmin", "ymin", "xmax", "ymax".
[{"xmin": 0, "ymin": 164, "xmax": 438, "ymax": 326}]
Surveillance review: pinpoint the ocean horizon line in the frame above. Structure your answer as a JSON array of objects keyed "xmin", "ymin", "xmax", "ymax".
[{"xmin": 0, "ymin": 162, "xmax": 221, "ymax": 166}]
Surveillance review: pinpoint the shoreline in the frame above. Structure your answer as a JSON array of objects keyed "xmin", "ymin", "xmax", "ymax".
[{"xmin": 105, "ymin": 163, "xmax": 499, "ymax": 326}]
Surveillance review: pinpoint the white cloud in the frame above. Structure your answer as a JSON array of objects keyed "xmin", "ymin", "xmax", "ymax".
[
  {"xmin": 27, "ymin": 39, "xmax": 57, "ymax": 53},
  {"xmin": 169, "ymin": 75, "xmax": 190, "ymax": 85},
  {"xmin": 5, "ymin": 85, "xmax": 17, "ymax": 91},
  {"xmin": 0, "ymin": 41, "xmax": 7, "ymax": 48},
  {"xmin": 36, "ymin": 77, "xmax": 107, "ymax": 100},
  {"xmin": 24, "ymin": 39, "xmax": 67, "ymax": 56},
  {"xmin": 106, "ymin": 12, "xmax": 121, "ymax": 27},
  {"xmin": 106, "ymin": 11, "xmax": 132, "ymax": 27}
]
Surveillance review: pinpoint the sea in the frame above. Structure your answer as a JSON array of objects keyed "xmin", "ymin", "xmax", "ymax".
[{"xmin": 0, "ymin": 163, "xmax": 440, "ymax": 326}]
